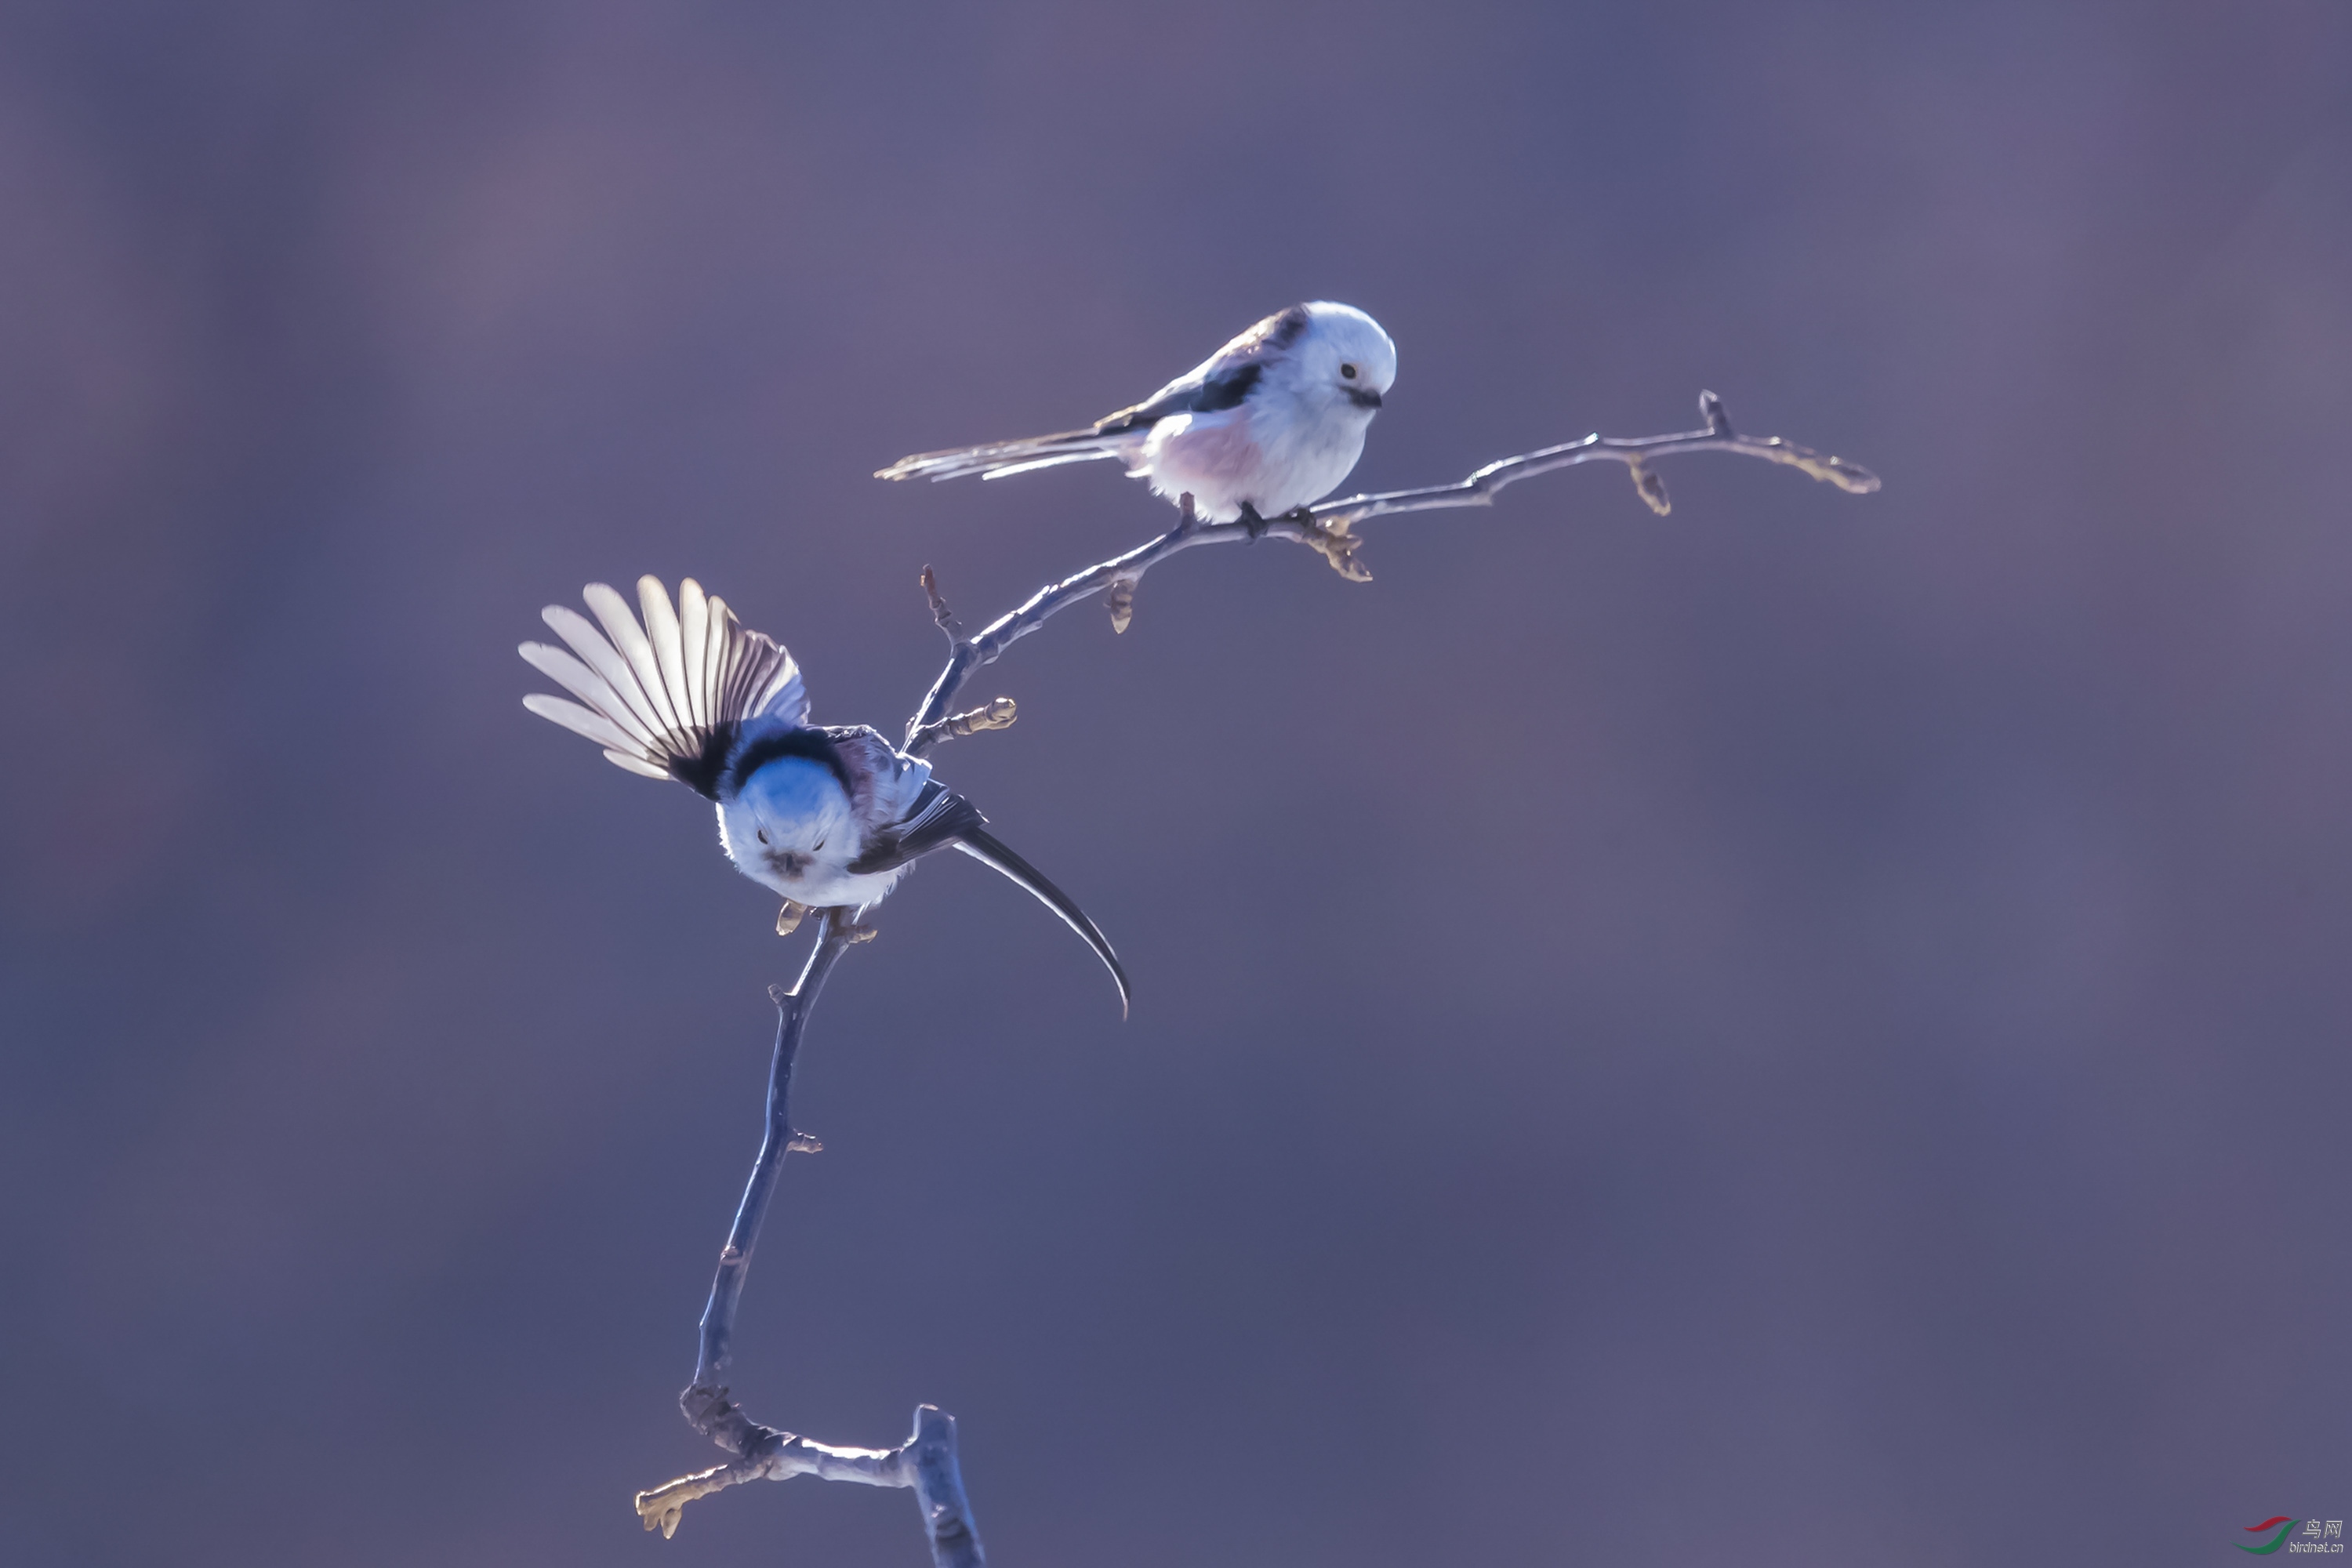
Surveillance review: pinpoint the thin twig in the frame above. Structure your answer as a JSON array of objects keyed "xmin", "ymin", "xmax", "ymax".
[
  {"xmin": 633, "ymin": 909, "xmax": 986, "ymax": 1565},
  {"xmin": 921, "ymin": 564, "xmax": 964, "ymax": 641},
  {"xmin": 907, "ymin": 695, "xmax": 1018, "ymax": 753},
  {"xmin": 904, "ymin": 392, "xmax": 1876, "ymax": 747},
  {"xmin": 689, "ymin": 918, "xmax": 851, "ymax": 1401}
]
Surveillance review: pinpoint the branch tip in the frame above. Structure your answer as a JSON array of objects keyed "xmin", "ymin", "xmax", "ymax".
[
  {"xmin": 914, "ymin": 696, "xmax": 1018, "ymax": 750},
  {"xmin": 635, "ymin": 1458, "xmax": 750, "ymax": 1539},
  {"xmin": 920, "ymin": 565, "xmax": 964, "ymax": 643},
  {"xmin": 908, "ymin": 1405, "xmax": 983, "ymax": 1566},
  {"xmin": 1700, "ymin": 389, "xmax": 1733, "ymax": 437}
]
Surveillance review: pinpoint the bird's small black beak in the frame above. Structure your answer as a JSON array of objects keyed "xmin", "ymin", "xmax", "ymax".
[{"xmin": 1347, "ymin": 387, "xmax": 1383, "ymax": 410}]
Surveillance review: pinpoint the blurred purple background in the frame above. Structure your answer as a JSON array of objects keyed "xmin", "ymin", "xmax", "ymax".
[{"xmin": 3, "ymin": 3, "xmax": 2348, "ymax": 1563}]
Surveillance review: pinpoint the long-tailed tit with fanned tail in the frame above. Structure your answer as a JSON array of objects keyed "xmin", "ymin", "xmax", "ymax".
[
  {"xmin": 877, "ymin": 301, "xmax": 1396, "ymax": 529},
  {"xmin": 520, "ymin": 576, "xmax": 1128, "ymax": 1014}
]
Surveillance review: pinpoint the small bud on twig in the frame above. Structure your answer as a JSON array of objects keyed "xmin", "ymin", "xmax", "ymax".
[
  {"xmin": 776, "ymin": 901, "xmax": 808, "ymax": 937},
  {"xmin": 1106, "ymin": 577, "xmax": 1135, "ymax": 633},
  {"xmin": 1291, "ymin": 514, "xmax": 1373, "ymax": 582},
  {"xmin": 906, "ymin": 695, "xmax": 1017, "ymax": 753},
  {"xmin": 1628, "ymin": 458, "xmax": 1671, "ymax": 516},
  {"xmin": 946, "ymin": 697, "xmax": 1017, "ymax": 737}
]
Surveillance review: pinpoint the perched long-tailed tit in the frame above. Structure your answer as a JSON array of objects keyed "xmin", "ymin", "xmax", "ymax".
[
  {"xmin": 877, "ymin": 301, "xmax": 1396, "ymax": 527},
  {"xmin": 520, "ymin": 576, "xmax": 1128, "ymax": 1014}
]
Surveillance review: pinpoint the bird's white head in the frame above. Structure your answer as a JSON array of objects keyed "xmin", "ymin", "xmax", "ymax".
[
  {"xmin": 1290, "ymin": 302, "xmax": 1397, "ymax": 416},
  {"xmin": 720, "ymin": 752, "xmax": 857, "ymax": 893}
]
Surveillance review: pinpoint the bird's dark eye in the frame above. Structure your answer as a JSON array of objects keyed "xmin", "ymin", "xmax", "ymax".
[
  {"xmin": 757, "ymin": 829, "xmax": 769, "ymax": 844},
  {"xmin": 813, "ymin": 837, "xmax": 826, "ymax": 852},
  {"xmin": 1340, "ymin": 363, "xmax": 1359, "ymax": 379}
]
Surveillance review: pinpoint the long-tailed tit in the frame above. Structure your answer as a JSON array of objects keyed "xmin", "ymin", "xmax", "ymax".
[
  {"xmin": 877, "ymin": 301, "xmax": 1396, "ymax": 528},
  {"xmin": 520, "ymin": 576, "xmax": 1128, "ymax": 1013}
]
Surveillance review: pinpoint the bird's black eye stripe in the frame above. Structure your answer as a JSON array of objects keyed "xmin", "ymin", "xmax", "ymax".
[{"xmin": 1341, "ymin": 363, "xmax": 1358, "ymax": 379}]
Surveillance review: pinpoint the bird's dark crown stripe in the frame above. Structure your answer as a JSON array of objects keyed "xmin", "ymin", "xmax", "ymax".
[
  {"xmin": 1265, "ymin": 303, "xmax": 1312, "ymax": 350},
  {"xmin": 722, "ymin": 727, "xmax": 852, "ymax": 799}
]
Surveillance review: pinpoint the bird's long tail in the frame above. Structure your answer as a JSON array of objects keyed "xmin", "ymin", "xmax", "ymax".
[
  {"xmin": 876, "ymin": 429, "xmax": 1134, "ymax": 485},
  {"xmin": 953, "ymin": 829, "xmax": 1131, "ymax": 1018}
]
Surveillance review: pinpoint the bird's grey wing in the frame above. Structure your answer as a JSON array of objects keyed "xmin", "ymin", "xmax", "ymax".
[
  {"xmin": 521, "ymin": 575, "xmax": 809, "ymax": 799},
  {"xmin": 844, "ymin": 779, "xmax": 985, "ymax": 875},
  {"xmin": 824, "ymin": 725, "xmax": 935, "ymax": 828},
  {"xmin": 1090, "ymin": 303, "xmax": 1312, "ymax": 434},
  {"xmin": 877, "ymin": 305, "xmax": 1314, "ymax": 481}
]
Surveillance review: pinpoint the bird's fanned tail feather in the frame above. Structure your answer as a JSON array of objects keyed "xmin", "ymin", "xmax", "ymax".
[
  {"xmin": 521, "ymin": 576, "xmax": 809, "ymax": 794},
  {"xmin": 953, "ymin": 829, "xmax": 1131, "ymax": 1018}
]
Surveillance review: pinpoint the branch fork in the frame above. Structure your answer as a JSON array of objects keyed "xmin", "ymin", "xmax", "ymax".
[{"xmin": 636, "ymin": 1403, "xmax": 976, "ymax": 1561}]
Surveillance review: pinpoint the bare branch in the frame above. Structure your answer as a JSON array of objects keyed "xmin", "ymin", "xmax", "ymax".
[
  {"xmin": 635, "ymin": 1402, "xmax": 978, "ymax": 1563},
  {"xmin": 631, "ymin": 391, "xmax": 1875, "ymax": 1557},
  {"xmin": 635, "ymin": 1423, "xmax": 909, "ymax": 1541},
  {"xmin": 908, "ymin": 1406, "xmax": 984, "ymax": 1568},
  {"xmin": 903, "ymin": 394, "xmax": 1877, "ymax": 746},
  {"xmin": 632, "ymin": 913, "xmax": 986, "ymax": 1562},
  {"xmin": 903, "ymin": 496, "xmax": 1204, "ymax": 752},
  {"xmin": 1308, "ymin": 389, "xmax": 1878, "ymax": 531}
]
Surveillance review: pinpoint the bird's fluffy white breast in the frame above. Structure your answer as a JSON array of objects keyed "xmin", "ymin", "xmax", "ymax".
[
  {"xmin": 1137, "ymin": 387, "xmax": 1368, "ymax": 520},
  {"xmin": 1136, "ymin": 410, "xmax": 1265, "ymax": 520},
  {"xmin": 830, "ymin": 728, "xmax": 936, "ymax": 827},
  {"xmin": 1240, "ymin": 380, "xmax": 1370, "ymax": 513},
  {"xmin": 717, "ymin": 794, "xmax": 916, "ymax": 908}
]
